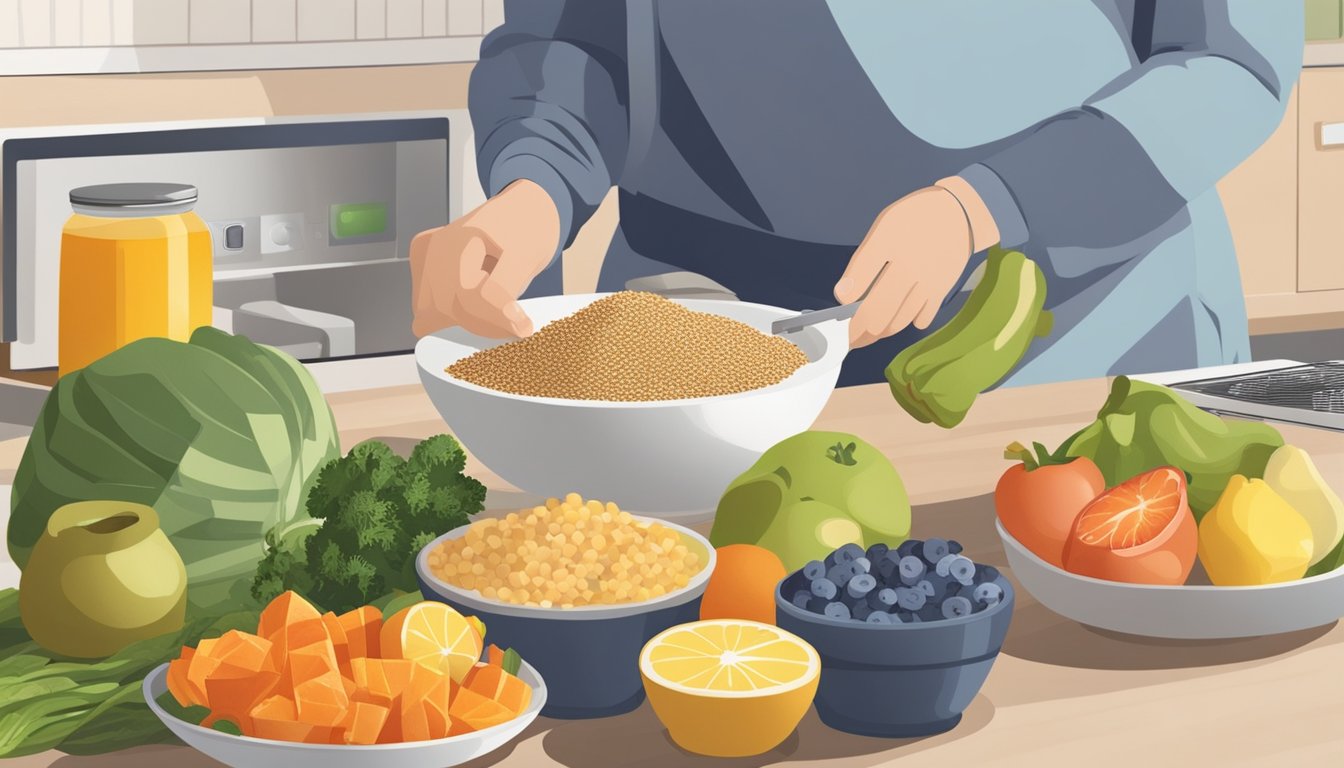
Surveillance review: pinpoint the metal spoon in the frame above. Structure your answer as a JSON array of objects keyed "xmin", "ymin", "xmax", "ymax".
[{"xmin": 771, "ymin": 264, "xmax": 888, "ymax": 336}]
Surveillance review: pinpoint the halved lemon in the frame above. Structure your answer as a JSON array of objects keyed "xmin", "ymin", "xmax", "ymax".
[
  {"xmin": 380, "ymin": 602, "xmax": 482, "ymax": 684},
  {"xmin": 639, "ymin": 619, "xmax": 820, "ymax": 757}
]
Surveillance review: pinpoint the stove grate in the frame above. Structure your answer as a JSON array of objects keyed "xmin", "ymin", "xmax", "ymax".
[{"xmin": 1175, "ymin": 362, "xmax": 1344, "ymax": 414}]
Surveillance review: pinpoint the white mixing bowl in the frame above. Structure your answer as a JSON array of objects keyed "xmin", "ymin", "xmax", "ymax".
[{"xmin": 415, "ymin": 294, "xmax": 848, "ymax": 517}]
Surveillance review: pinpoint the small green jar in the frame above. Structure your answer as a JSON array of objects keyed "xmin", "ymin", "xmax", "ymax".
[{"xmin": 19, "ymin": 501, "xmax": 187, "ymax": 659}]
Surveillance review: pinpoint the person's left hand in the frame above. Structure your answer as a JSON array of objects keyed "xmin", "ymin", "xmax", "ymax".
[{"xmin": 836, "ymin": 176, "xmax": 1001, "ymax": 348}]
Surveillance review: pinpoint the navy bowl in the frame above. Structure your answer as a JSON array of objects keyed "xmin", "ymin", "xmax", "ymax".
[
  {"xmin": 416, "ymin": 518, "xmax": 715, "ymax": 720},
  {"xmin": 775, "ymin": 574, "xmax": 1014, "ymax": 738}
]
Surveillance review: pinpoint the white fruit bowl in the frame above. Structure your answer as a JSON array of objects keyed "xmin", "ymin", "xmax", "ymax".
[
  {"xmin": 998, "ymin": 520, "xmax": 1344, "ymax": 640},
  {"xmin": 142, "ymin": 659, "xmax": 545, "ymax": 768},
  {"xmin": 415, "ymin": 294, "xmax": 848, "ymax": 518}
]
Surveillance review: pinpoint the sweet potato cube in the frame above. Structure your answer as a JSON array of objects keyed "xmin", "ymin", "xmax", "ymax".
[
  {"xmin": 204, "ymin": 663, "xmax": 281, "ymax": 732},
  {"xmin": 257, "ymin": 591, "xmax": 323, "ymax": 641},
  {"xmin": 293, "ymin": 675, "xmax": 349, "ymax": 727},
  {"xmin": 301, "ymin": 727, "xmax": 340, "ymax": 745},
  {"xmin": 337, "ymin": 606, "xmax": 381, "ymax": 659},
  {"xmin": 465, "ymin": 665, "xmax": 532, "ymax": 716},
  {"xmin": 395, "ymin": 663, "xmax": 447, "ymax": 743},
  {"xmin": 320, "ymin": 612, "xmax": 354, "ymax": 678},
  {"xmin": 487, "ymin": 645, "xmax": 505, "ymax": 667},
  {"xmin": 339, "ymin": 699, "xmax": 391, "ymax": 746},
  {"xmin": 185, "ymin": 639, "xmax": 224, "ymax": 706},
  {"xmin": 167, "ymin": 647, "xmax": 197, "ymax": 707},
  {"xmin": 250, "ymin": 695, "xmax": 314, "ymax": 743},
  {"xmin": 282, "ymin": 640, "xmax": 341, "ymax": 692},
  {"xmin": 356, "ymin": 658, "xmax": 414, "ymax": 705},
  {"xmin": 424, "ymin": 674, "xmax": 455, "ymax": 740},
  {"xmin": 212, "ymin": 630, "xmax": 274, "ymax": 671},
  {"xmin": 447, "ymin": 685, "xmax": 514, "ymax": 736}
]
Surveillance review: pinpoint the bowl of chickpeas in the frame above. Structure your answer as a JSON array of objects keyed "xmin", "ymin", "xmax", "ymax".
[{"xmin": 415, "ymin": 493, "xmax": 716, "ymax": 719}]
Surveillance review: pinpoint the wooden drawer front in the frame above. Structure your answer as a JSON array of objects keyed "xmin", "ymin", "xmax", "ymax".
[{"xmin": 1300, "ymin": 68, "xmax": 1344, "ymax": 292}]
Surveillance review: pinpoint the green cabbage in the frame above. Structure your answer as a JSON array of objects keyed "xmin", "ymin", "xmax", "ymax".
[{"xmin": 8, "ymin": 328, "xmax": 339, "ymax": 612}]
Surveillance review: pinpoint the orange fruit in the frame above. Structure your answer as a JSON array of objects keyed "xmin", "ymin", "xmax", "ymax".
[
  {"xmin": 699, "ymin": 545, "xmax": 787, "ymax": 625},
  {"xmin": 1062, "ymin": 466, "xmax": 1197, "ymax": 585}
]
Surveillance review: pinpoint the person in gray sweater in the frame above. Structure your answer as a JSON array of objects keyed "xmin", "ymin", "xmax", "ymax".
[{"xmin": 411, "ymin": 1, "xmax": 1303, "ymax": 387}]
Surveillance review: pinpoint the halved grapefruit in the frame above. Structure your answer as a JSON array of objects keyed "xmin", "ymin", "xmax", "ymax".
[{"xmin": 1062, "ymin": 466, "xmax": 1197, "ymax": 585}]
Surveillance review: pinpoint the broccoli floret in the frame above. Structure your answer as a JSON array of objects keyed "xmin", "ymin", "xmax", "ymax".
[{"xmin": 251, "ymin": 435, "xmax": 486, "ymax": 613}]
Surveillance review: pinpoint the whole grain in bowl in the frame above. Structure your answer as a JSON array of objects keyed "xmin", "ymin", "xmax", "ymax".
[
  {"xmin": 427, "ymin": 493, "xmax": 705, "ymax": 608},
  {"xmin": 444, "ymin": 291, "xmax": 808, "ymax": 401}
]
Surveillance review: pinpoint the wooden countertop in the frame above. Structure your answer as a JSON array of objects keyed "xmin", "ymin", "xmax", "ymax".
[{"xmin": 8, "ymin": 378, "xmax": 1344, "ymax": 767}]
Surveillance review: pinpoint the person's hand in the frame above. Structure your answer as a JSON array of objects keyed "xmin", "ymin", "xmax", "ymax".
[
  {"xmin": 835, "ymin": 176, "xmax": 1001, "ymax": 348},
  {"xmin": 410, "ymin": 179, "xmax": 561, "ymax": 338}
]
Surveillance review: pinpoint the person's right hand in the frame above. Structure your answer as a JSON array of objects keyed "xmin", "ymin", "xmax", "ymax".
[{"xmin": 410, "ymin": 179, "xmax": 561, "ymax": 338}]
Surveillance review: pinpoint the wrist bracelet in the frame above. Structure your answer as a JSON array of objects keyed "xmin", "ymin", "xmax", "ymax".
[{"xmin": 934, "ymin": 184, "xmax": 976, "ymax": 254}]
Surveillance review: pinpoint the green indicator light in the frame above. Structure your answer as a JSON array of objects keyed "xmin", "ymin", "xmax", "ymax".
[{"xmin": 331, "ymin": 202, "xmax": 388, "ymax": 239}]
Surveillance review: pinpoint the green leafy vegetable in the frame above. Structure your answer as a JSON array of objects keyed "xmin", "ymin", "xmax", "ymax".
[
  {"xmin": 1063, "ymin": 376, "xmax": 1284, "ymax": 520},
  {"xmin": 380, "ymin": 591, "xmax": 425, "ymax": 621},
  {"xmin": 252, "ymin": 435, "xmax": 486, "ymax": 614},
  {"xmin": 0, "ymin": 588, "xmax": 259, "ymax": 758},
  {"xmin": 8, "ymin": 328, "xmax": 339, "ymax": 612},
  {"xmin": 502, "ymin": 648, "xmax": 522, "ymax": 677}
]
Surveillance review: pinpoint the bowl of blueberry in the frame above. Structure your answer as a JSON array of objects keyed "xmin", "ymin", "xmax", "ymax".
[{"xmin": 775, "ymin": 539, "xmax": 1014, "ymax": 738}]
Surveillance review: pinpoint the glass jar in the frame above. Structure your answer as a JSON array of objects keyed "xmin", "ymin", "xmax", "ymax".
[{"xmin": 58, "ymin": 182, "xmax": 213, "ymax": 376}]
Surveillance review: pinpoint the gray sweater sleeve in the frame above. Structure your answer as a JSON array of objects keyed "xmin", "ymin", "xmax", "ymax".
[
  {"xmin": 469, "ymin": 0, "xmax": 630, "ymax": 254},
  {"xmin": 961, "ymin": 2, "xmax": 1302, "ymax": 250}
]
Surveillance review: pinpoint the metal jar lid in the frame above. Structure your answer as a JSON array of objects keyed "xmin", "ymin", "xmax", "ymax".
[{"xmin": 69, "ymin": 183, "xmax": 198, "ymax": 209}]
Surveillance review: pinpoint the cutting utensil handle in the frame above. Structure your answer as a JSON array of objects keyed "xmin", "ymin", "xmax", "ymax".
[{"xmin": 771, "ymin": 263, "xmax": 887, "ymax": 335}]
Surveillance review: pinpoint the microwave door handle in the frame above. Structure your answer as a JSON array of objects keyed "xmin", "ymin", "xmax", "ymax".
[{"xmin": 231, "ymin": 300, "xmax": 356, "ymax": 358}]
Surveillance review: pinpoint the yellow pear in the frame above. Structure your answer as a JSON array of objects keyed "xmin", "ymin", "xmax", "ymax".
[
  {"xmin": 1263, "ymin": 445, "xmax": 1344, "ymax": 566},
  {"xmin": 1198, "ymin": 476, "xmax": 1313, "ymax": 586}
]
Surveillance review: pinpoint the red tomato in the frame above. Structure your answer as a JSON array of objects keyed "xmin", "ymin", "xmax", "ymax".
[{"xmin": 994, "ymin": 443, "xmax": 1105, "ymax": 568}]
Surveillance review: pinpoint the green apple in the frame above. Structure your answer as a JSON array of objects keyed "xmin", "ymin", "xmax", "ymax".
[{"xmin": 709, "ymin": 431, "xmax": 910, "ymax": 571}]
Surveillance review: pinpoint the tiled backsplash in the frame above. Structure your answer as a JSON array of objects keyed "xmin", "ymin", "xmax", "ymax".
[{"xmin": 0, "ymin": 0, "xmax": 503, "ymax": 73}]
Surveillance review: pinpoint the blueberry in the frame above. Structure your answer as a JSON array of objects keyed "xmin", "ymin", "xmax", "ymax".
[
  {"xmin": 876, "ymin": 554, "xmax": 900, "ymax": 583},
  {"xmin": 807, "ymin": 596, "xmax": 832, "ymax": 614},
  {"xmin": 846, "ymin": 573, "xmax": 877, "ymax": 600},
  {"xmin": 837, "ymin": 543, "xmax": 865, "ymax": 563},
  {"xmin": 915, "ymin": 579, "xmax": 936, "ymax": 598},
  {"xmin": 944, "ymin": 581, "xmax": 963, "ymax": 599},
  {"xmin": 866, "ymin": 610, "xmax": 895, "ymax": 625},
  {"xmin": 948, "ymin": 540, "xmax": 964, "ymax": 555},
  {"xmin": 949, "ymin": 556, "xmax": 976, "ymax": 586},
  {"xmin": 851, "ymin": 603, "xmax": 873, "ymax": 622},
  {"xmin": 973, "ymin": 582, "xmax": 1004, "ymax": 607},
  {"xmin": 791, "ymin": 591, "xmax": 813, "ymax": 609},
  {"xmin": 942, "ymin": 596, "xmax": 974, "ymax": 619},
  {"xmin": 896, "ymin": 587, "xmax": 927, "ymax": 611},
  {"xmin": 824, "ymin": 601, "xmax": 852, "ymax": 621},
  {"xmin": 898, "ymin": 556, "xmax": 926, "ymax": 584},
  {"xmin": 866, "ymin": 543, "xmax": 890, "ymax": 562},
  {"xmin": 868, "ymin": 587, "xmax": 898, "ymax": 610},
  {"xmin": 917, "ymin": 604, "xmax": 943, "ymax": 623},
  {"xmin": 896, "ymin": 539, "xmax": 921, "ymax": 558},
  {"xmin": 825, "ymin": 564, "xmax": 853, "ymax": 587},
  {"xmin": 801, "ymin": 560, "xmax": 825, "ymax": 581},
  {"xmin": 898, "ymin": 610, "xmax": 921, "ymax": 624},
  {"xmin": 810, "ymin": 578, "xmax": 838, "ymax": 601},
  {"xmin": 851, "ymin": 556, "xmax": 872, "ymax": 575},
  {"xmin": 921, "ymin": 538, "xmax": 950, "ymax": 565},
  {"xmin": 935, "ymin": 554, "xmax": 958, "ymax": 578},
  {"xmin": 975, "ymin": 565, "xmax": 1001, "ymax": 583}
]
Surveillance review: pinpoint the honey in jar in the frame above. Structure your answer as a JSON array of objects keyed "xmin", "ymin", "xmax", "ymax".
[{"xmin": 58, "ymin": 183, "xmax": 213, "ymax": 376}]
